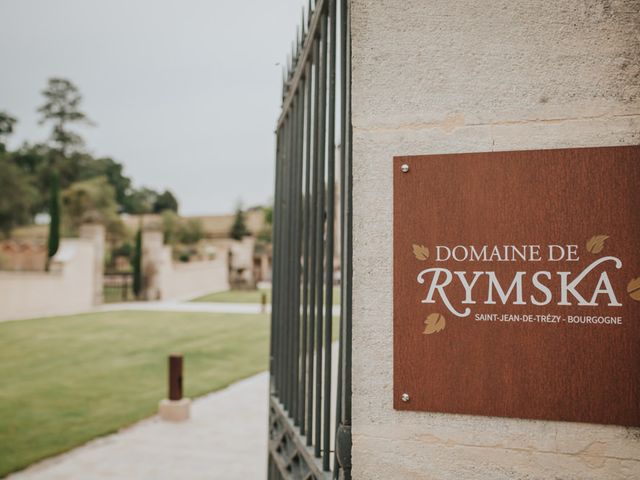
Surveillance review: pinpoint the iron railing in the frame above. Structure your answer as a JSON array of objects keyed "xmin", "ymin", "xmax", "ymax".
[
  {"xmin": 103, "ymin": 272, "xmax": 134, "ymax": 302},
  {"xmin": 268, "ymin": 0, "xmax": 352, "ymax": 478}
]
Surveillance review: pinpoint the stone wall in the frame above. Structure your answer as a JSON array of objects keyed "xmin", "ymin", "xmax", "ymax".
[
  {"xmin": 142, "ymin": 230, "xmax": 229, "ymax": 301},
  {"xmin": 0, "ymin": 240, "xmax": 47, "ymax": 271},
  {"xmin": 159, "ymin": 247, "xmax": 229, "ymax": 300},
  {"xmin": 0, "ymin": 226, "xmax": 105, "ymax": 322},
  {"xmin": 350, "ymin": 1, "xmax": 640, "ymax": 478}
]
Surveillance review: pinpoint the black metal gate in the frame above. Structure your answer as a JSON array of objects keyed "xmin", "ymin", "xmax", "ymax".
[{"xmin": 268, "ymin": 0, "xmax": 352, "ymax": 478}]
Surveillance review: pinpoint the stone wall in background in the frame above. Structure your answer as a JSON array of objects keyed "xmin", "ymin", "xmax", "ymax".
[
  {"xmin": 0, "ymin": 225, "xmax": 105, "ymax": 322},
  {"xmin": 350, "ymin": 0, "xmax": 640, "ymax": 478},
  {"xmin": 142, "ymin": 230, "xmax": 229, "ymax": 301},
  {"xmin": 0, "ymin": 240, "xmax": 47, "ymax": 272},
  {"xmin": 160, "ymin": 251, "xmax": 229, "ymax": 301}
]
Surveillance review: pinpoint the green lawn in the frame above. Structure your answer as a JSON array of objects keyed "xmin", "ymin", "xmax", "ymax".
[
  {"xmin": 0, "ymin": 311, "xmax": 270, "ymax": 477},
  {"xmin": 103, "ymin": 285, "xmax": 135, "ymax": 303},
  {"xmin": 192, "ymin": 287, "xmax": 341, "ymax": 305}
]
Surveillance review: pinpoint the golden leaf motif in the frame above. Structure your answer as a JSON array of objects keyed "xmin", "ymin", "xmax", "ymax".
[
  {"xmin": 412, "ymin": 244, "xmax": 429, "ymax": 261},
  {"xmin": 586, "ymin": 235, "xmax": 609, "ymax": 254},
  {"xmin": 628, "ymin": 277, "xmax": 640, "ymax": 302},
  {"xmin": 423, "ymin": 313, "xmax": 445, "ymax": 335}
]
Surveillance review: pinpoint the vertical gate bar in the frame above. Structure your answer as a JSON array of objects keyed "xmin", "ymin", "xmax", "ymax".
[
  {"xmin": 282, "ymin": 101, "xmax": 290, "ymax": 412},
  {"xmin": 306, "ymin": 38, "xmax": 320, "ymax": 447},
  {"xmin": 289, "ymin": 98, "xmax": 298, "ymax": 413},
  {"xmin": 292, "ymin": 94, "xmax": 300, "ymax": 415},
  {"xmin": 282, "ymin": 110, "xmax": 290, "ymax": 403},
  {"xmin": 290, "ymin": 95, "xmax": 299, "ymax": 415},
  {"xmin": 334, "ymin": 0, "xmax": 347, "ymax": 475},
  {"xmin": 282, "ymin": 109, "xmax": 293, "ymax": 408},
  {"xmin": 299, "ymin": 60, "xmax": 313, "ymax": 434},
  {"xmin": 278, "ymin": 108, "xmax": 288, "ymax": 401},
  {"xmin": 272, "ymin": 119, "xmax": 285, "ymax": 397},
  {"xmin": 322, "ymin": 0, "xmax": 337, "ymax": 470},
  {"xmin": 269, "ymin": 124, "xmax": 281, "ymax": 395},
  {"xmin": 276, "ymin": 112, "xmax": 286, "ymax": 402},
  {"xmin": 291, "ymin": 82, "xmax": 304, "ymax": 423},
  {"xmin": 297, "ymin": 76, "xmax": 308, "ymax": 427},
  {"xmin": 343, "ymin": 0, "xmax": 353, "ymax": 476},
  {"xmin": 315, "ymin": 8, "xmax": 328, "ymax": 459},
  {"xmin": 291, "ymin": 87, "xmax": 305, "ymax": 425},
  {"xmin": 289, "ymin": 88, "xmax": 298, "ymax": 420},
  {"xmin": 285, "ymin": 99, "xmax": 295, "ymax": 413},
  {"xmin": 283, "ymin": 111, "xmax": 293, "ymax": 405},
  {"xmin": 285, "ymin": 97, "xmax": 294, "ymax": 413}
]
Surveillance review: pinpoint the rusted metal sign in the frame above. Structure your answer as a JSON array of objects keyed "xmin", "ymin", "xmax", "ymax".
[{"xmin": 393, "ymin": 145, "xmax": 640, "ymax": 426}]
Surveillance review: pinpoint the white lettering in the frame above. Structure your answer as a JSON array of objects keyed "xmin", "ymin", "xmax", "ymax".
[{"xmin": 486, "ymin": 272, "xmax": 526, "ymax": 305}]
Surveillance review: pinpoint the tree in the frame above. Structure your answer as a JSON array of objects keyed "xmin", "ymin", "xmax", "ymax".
[
  {"xmin": 153, "ymin": 190, "xmax": 179, "ymax": 213},
  {"xmin": 47, "ymin": 172, "xmax": 61, "ymax": 260},
  {"xmin": 61, "ymin": 176, "xmax": 121, "ymax": 235},
  {"xmin": 264, "ymin": 205, "xmax": 273, "ymax": 225},
  {"xmin": 11, "ymin": 142, "xmax": 49, "ymax": 176},
  {"xmin": 230, "ymin": 206, "xmax": 249, "ymax": 240},
  {"xmin": 123, "ymin": 187, "xmax": 158, "ymax": 214},
  {"xmin": 257, "ymin": 205, "xmax": 273, "ymax": 243},
  {"xmin": 161, "ymin": 210, "xmax": 179, "ymax": 244},
  {"xmin": 132, "ymin": 227, "xmax": 143, "ymax": 299},
  {"xmin": 78, "ymin": 156, "xmax": 132, "ymax": 209},
  {"xmin": 178, "ymin": 218, "xmax": 204, "ymax": 244},
  {"xmin": 37, "ymin": 78, "xmax": 93, "ymax": 157},
  {"xmin": 0, "ymin": 114, "xmax": 37, "ymax": 238},
  {"xmin": 0, "ymin": 111, "xmax": 17, "ymax": 150},
  {"xmin": 0, "ymin": 161, "xmax": 37, "ymax": 238}
]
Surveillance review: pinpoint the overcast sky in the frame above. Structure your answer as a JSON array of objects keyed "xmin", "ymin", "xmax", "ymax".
[{"xmin": 0, "ymin": 0, "xmax": 305, "ymax": 215}]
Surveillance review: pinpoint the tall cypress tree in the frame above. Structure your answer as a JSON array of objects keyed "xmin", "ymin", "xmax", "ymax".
[
  {"xmin": 230, "ymin": 207, "xmax": 249, "ymax": 240},
  {"xmin": 132, "ymin": 227, "xmax": 143, "ymax": 299},
  {"xmin": 47, "ymin": 172, "xmax": 61, "ymax": 262}
]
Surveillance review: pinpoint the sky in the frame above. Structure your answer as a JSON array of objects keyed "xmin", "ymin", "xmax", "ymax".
[{"xmin": 0, "ymin": 0, "xmax": 306, "ymax": 215}]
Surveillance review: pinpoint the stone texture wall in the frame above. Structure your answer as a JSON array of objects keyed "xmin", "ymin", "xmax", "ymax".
[
  {"xmin": 159, "ymin": 247, "xmax": 229, "ymax": 301},
  {"xmin": 0, "ymin": 234, "xmax": 103, "ymax": 322},
  {"xmin": 142, "ymin": 230, "xmax": 229, "ymax": 301},
  {"xmin": 141, "ymin": 230, "xmax": 165, "ymax": 300},
  {"xmin": 350, "ymin": 1, "xmax": 640, "ymax": 478},
  {"xmin": 80, "ymin": 224, "xmax": 105, "ymax": 305}
]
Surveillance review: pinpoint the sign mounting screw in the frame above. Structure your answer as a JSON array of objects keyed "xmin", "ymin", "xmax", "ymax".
[
  {"xmin": 401, "ymin": 393, "xmax": 410, "ymax": 402},
  {"xmin": 401, "ymin": 164, "xmax": 409, "ymax": 173}
]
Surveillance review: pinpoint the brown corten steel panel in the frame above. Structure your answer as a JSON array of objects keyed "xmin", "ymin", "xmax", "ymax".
[{"xmin": 393, "ymin": 145, "xmax": 640, "ymax": 426}]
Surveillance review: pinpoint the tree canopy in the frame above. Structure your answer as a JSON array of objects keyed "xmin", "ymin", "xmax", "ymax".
[
  {"xmin": 0, "ymin": 77, "xmax": 180, "ymax": 237},
  {"xmin": 0, "ymin": 161, "xmax": 37, "ymax": 238},
  {"xmin": 0, "ymin": 115, "xmax": 37, "ymax": 237},
  {"xmin": 230, "ymin": 205, "xmax": 250, "ymax": 240},
  {"xmin": 37, "ymin": 78, "xmax": 93, "ymax": 156},
  {"xmin": 0, "ymin": 111, "xmax": 17, "ymax": 148},
  {"xmin": 62, "ymin": 176, "xmax": 120, "ymax": 234}
]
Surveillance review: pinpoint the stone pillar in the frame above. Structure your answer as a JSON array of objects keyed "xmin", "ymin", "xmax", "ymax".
[
  {"xmin": 79, "ymin": 223, "xmax": 105, "ymax": 305},
  {"xmin": 351, "ymin": 1, "xmax": 640, "ymax": 478},
  {"xmin": 241, "ymin": 236, "xmax": 256, "ymax": 287},
  {"xmin": 259, "ymin": 253, "xmax": 270, "ymax": 283},
  {"xmin": 229, "ymin": 236, "xmax": 256, "ymax": 289},
  {"xmin": 141, "ymin": 230, "xmax": 164, "ymax": 300}
]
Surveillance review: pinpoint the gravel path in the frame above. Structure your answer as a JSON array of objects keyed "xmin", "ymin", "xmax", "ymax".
[
  {"xmin": 9, "ymin": 373, "xmax": 269, "ymax": 480},
  {"xmin": 98, "ymin": 301, "xmax": 271, "ymax": 315}
]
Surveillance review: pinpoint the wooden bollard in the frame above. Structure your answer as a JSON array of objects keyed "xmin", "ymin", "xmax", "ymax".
[
  {"xmin": 261, "ymin": 292, "xmax": 267, "ymax": 313},
  {"xmin": 159, "ymin": 353, "xmax": 190, "ymax": 421},
  {"xmin": 168, "ymin": 354, "xmax": 183, "ymax": 401}
]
